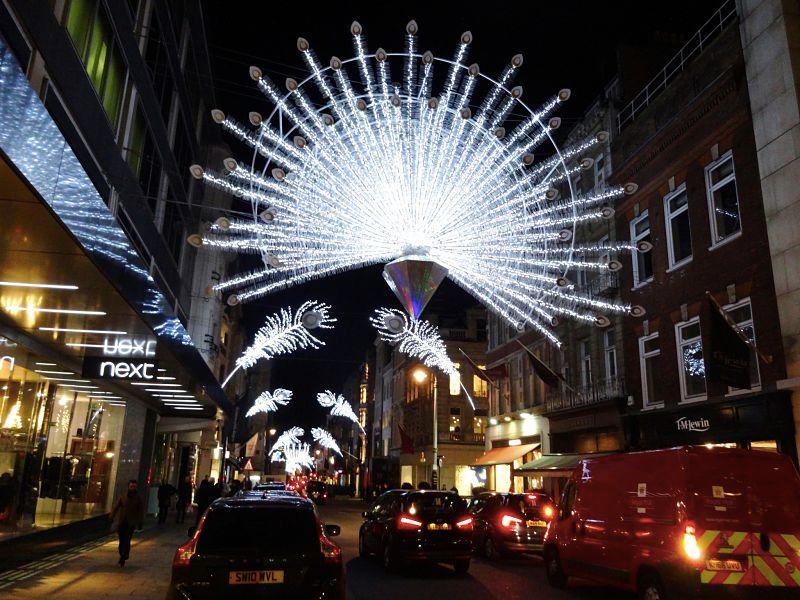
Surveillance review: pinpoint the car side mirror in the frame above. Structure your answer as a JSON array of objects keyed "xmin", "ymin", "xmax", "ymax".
[
  {"xmin": 361, "ymin": 511, "xmax": 369, "ymax": 519},
  {"xmin": 324, "ymin": 524, "xmax": 341, "ymax": 537},
  {"xmin": 187, "ymin": 526, "xmax": 197, "ymax": 538}
]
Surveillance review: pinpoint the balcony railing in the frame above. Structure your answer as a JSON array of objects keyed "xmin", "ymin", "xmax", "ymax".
[
  {"xmin": 616, "ymin": 0, "xmax": 737, "ymax": 131},
  {"xmin": 438, "ymin": 431, "xmax": 485, "ymax": 444},
  {"xmin": 577, "ymin": 272, "xmax": 619, "ymax": 299},
  {"xmin": 545, "ymin": 376, "xmax": 626, "ymax": 413}
]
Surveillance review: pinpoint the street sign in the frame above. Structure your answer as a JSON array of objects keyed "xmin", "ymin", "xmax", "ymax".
[{"xmin": 242, "ymin": 458, "xmax": 254, "ymax": 471}]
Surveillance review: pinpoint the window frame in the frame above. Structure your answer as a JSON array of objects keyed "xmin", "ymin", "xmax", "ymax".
[
  {"xmin": 580, "ymin": 340, "xmax": 592, "ymax": 389},
  {"xmin": 604, "ymin": 329, "xmax": 617, "ymax": 381},
  {"xmin": 705, "ymin": 150, "xmax": 742, "ymax": 248},
  {"xmin": 675, "ymin": 317, "xmax": 707, "ymax": 403},
  {"xmin": 630, "ymin": 211, "xmax": 654, "ymax": 288},
  {"xmin": 639, "ymin": 332, "xmax": 663, "ymax": 409},
  {"xmin": 723, "ymin": 298, "xmax": 761, "ymax": 392},
  {"xmin": 664, "ymin": 183, "xmax": 693, "ymax": 270}
]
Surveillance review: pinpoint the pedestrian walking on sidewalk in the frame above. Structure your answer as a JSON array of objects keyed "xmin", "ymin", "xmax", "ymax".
[
  {"xmin": 176, "ymin": 475, "xmax": 192, "ymax": 524},
  {"xmin": 110, "ymin": 479, "xmax": 145, "ymax": 567},
  {"xmin": 157, "ymin": 479, "xmax": 176, "ymax": 525},
  {"xmin": 194, "ymin": 476, "xmax": 212, "ymax": 525}
]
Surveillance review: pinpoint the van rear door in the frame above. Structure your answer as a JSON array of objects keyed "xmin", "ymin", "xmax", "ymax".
[{"xmin": 686, "ymin": 449, "xmax": 800, "ymax": 588}]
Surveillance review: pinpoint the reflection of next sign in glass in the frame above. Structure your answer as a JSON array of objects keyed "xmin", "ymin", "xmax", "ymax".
[
  {"xmin": 102, "ymin": 337, "xmax": 156, "ymax": 357},
  {"xmin": 81, "ymin": 337, "xmax": 158, "ymax": 381}
]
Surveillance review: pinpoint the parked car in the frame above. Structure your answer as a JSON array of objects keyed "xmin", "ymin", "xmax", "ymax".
[
  {"xmin": 306, "ymin": 480, "xmax": 329, "ymax": 505},
  {"xmin": 253, "ymin": 481, "xmax": 286, "ymax": 492},
  {"xmin": 543, "ymin": 446, "xmax": 800, "ymax": 598},
  {"xmin": 467, "ymin": 491, "xmax": 555, "ymax": 558},
  {"xmin": 168, "ymin": 495, "xmax": 344, "ymax": 599},
  {"xmin": 358, "ymin": 490, "xmax": 473, "ymax": 574}
]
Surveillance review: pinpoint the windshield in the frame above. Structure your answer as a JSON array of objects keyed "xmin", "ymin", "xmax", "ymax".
[
  {"xmin": 198, "ymin": 507, "xmax": 319, "ymax": 554},
  {"xmin": 402, "ymin": 493, "xmax": 465, "ymax": 514}
]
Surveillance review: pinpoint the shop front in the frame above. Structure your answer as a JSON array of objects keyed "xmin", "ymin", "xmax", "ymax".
[
  {"xmin": 471, "ymin": 438, "xmax": 541, "ymax": 494},
  {"xmin": 625, "ymin": 392, "xmax": 797, "ymax": 463}
]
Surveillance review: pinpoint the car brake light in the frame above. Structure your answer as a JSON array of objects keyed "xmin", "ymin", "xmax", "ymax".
[
  {"xmin": 172, "ymin": 538, "xmax": 197, "ymax": 569},
  {"xmin": 320, "ymin": 534, "xmax": 341, "ymax": 564},
  {"xmin": 683, "ymin": 525, "xmax": 702, "ymax": 561},
  {"xmin": 398, "ymin": 515, "xmax": 423, "ymax": 530},
  {"xmin": 455, "ymin": 517, "xmax": 474, "ymax": 530},
  {"xmin": 500, "ymin": 514, "xmax": 523, "ymax": 529},
  {"xmin": 542, "ymin": 505, "xmax": 555, "ymax": 519}
]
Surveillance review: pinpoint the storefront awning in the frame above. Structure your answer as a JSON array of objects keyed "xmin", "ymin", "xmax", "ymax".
[
  {"xmin": 517, "ymin": 453, "xmax": 612, "ymax": 476},
  {"xmin": 472, "ymin": 443, "xmax": 539, "ymax": 466}
]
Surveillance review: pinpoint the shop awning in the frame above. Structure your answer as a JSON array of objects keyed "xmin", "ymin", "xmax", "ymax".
[
  {"xmin": 472, "ymin": 443, "xmax": 539, "ymax": 466},
  {"xmin": 517, "ymin": 453, "xmax": 612, "ymax": 476}
]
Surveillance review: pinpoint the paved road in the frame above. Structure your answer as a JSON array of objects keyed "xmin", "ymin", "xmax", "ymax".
[
  {"xmin": 0, "ymin": 498, "xmax": 631, "ymax": 599},
  {"xmin": 319, "ymin": 499, "xmax": 627, "ymax": 600}
]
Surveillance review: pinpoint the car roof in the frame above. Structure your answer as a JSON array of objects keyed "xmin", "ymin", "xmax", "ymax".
[{"xmin": 209, "ymin": 495, "xmax": 315, "ymax": 511}]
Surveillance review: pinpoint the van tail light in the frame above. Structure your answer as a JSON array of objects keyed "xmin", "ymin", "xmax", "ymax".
[
  {"xmin": 541, "ymin": 504, "xmax": 555, "ymax": 520},
  {"xmin": 455, "ymin": 516, "xmax": 474, "ymax": 530},
  {"xmin": 172, "ymin": 538, "xmax": 197, "ymax": 569},
  {"xmin": 682, "ymin": 525, "xmax": 702, "ymax": 561},
  {"xmin": 500, "ymin": 514, "xmax": 523, "ymax": 529},
  {"xmin": 398, "ymin": 515, "xmax": 424, "ymax": 530},
  {"xmin": 320, "ymin": 534, "xmax": 342, "ymax": 564}
]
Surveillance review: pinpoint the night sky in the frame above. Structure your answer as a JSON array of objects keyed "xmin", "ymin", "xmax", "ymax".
[{"xmin": 202, "ymin": 1, "xmax": 714, "ymax": 428}]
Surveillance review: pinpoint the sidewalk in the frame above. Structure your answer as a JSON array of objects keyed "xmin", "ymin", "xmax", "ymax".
[{"xmin": 0, "ymin": 519, "xmax": 190, "ymax": 599}]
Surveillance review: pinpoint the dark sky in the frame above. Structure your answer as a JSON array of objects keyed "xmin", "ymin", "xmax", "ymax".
[{"xmin": 201, "ymin": 1, "xmax": 714, "ymax": 428}]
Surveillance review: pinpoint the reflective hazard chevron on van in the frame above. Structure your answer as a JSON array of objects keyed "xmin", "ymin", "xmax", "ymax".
[{"xmin": 697, "ymin": 529, "xmax": 800, "ymax": 587}]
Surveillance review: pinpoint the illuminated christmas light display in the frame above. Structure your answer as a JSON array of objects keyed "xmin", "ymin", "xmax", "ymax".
[
  {"xmin": 317, "ymin": 391, "xmax": 365, "ymax": 434},
  {"xmin": 245, "ymin": 388, "xmax": 293, "ymax": 417},
  {"xmin": 311, "ymin": 427, "xmax": 343, "ymax": 456},
  {"xmin": 283, "ymin": 442, "xmax": 316, "ymax": 474},
  {"xmin": 269, "ymin": 426, "xmax": 305, "ymax": 458},
  {"xmin": 191, "ymin": 21, "xmax": 648, "ymax": 345},
  {"xmin": 371, "ymin": 307, "xmax": 475, "ymax": 409},
  {"xmin": 222, "ymin": 300, "xmax": 335, "ymax": 387}
]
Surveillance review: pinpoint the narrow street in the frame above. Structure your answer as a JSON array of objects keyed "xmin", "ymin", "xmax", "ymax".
[{"xmin": 0, "ymin": 498, "xmax": 623, "ymax": 599}]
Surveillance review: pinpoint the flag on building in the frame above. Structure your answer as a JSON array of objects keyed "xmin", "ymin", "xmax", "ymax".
[
  {"xmin": 398, "ymin": 424, "xmax": 414, "ymax": 454},
  {"xmin": 706, "ymin": 294, "xmax": 752, "ymax": 390},
  {"xmin": 515, "ymin": 340, "xmax": 564, "ymax": 388},
  {"xmin": 458, "ymin": 348, "xmax": 506, "ymax": 383}
]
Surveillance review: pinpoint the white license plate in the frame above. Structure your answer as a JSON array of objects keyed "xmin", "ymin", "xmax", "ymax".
[
  {"xmin": 229, "ymin": 570, "xmax": 284, "ymax": 584},
  {"xmin": 705, "ymin": 559, "xmax": 744, "ymax": 572}
]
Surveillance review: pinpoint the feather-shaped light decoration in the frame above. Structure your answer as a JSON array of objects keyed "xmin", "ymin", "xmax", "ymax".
[
  {"xmin": 245, "ymin": 388, "xmax": 293, "ymax": 417},
  {"xmin": 269, "ymin": 426, "xmax": 305, "ymax": 457},
  {"xmin": 284, "ymin": 442, "xmax": 315, "ymax": 474},
  {"xmin": 317, "ymin": 391, "xmax": 365, "ymax": 434},
  {"xmin": 311, "ymin": 427, "xmax": 343, "ymax": 456},
  {"xmin": 222, "ymin": 300, "xmax": 335, "ymax": 387}
]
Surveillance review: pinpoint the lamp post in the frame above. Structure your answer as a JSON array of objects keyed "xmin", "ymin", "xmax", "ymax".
[
  {"xmin": 413, "ymin": 367, "xmax": 437, "ymax": 488},
  {"xmin": 267, "ymin": 427, "xmax": 277, "ymax": 475}
]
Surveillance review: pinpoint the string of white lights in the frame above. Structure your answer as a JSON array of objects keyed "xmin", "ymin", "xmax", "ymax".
[
  {"xmin": 317, "ymin": 391, "xmax": 365, "ymax": 434},
  {"xmin": 311, "ymin": 427, "xmax": 343, "ymax": 456},
  {"xmin": 245, "ymin": 388, "xmax": 293, "ymax": 417}
]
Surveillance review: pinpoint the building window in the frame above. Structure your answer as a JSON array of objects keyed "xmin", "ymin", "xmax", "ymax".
[
  {"xmin": 630, "ymin": 212, "xmax": 653, "ymax": 287},
  {"xmin": 580, "ymin": 340, "xmax": 592, "ymax": 388},
  {"xmin": 594, "ymin": 153, "xmax": 606, "ymax": 187},
  {"xmin": 639, "ymin": 333, "xmax": 662, "ymax": 409},
  {"xmin": 664, "ymin": 184, "xmax": 692, "ymax": 268},
  {"xmin": 449, "ymin": 362, "xmax": 461, "ymax": 396},
  {"xmin": 473, "ymin": 366, "xmax": 488, "ymax": 398},
  {"xmin": 604, "ymin": 329, "xmax": 617, "ymax": 380},
  {"xmin": 449, "ymin": 407, "xmax": 461, "ymax": 438},
  {"xmin": 725, "ymin": 299, "xmax": 760, "ymax": 388},
  {"xmin": 65, "ymin": 0, "xmax": 125, "ymax": 127},
  {"xmin": 706, "ymin": 151, "xmax": 741, "ymax": 245},
  {"xmin": 473, "ymin": 409, "xmax": 487, "ymax": 437},
  {"xmin": 676, "ymin": 319, "xmax": 706, "ymax": 401}
]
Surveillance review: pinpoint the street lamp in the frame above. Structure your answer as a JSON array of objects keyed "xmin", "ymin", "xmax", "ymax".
[
  {"xmin": 413, "ymin": 368, "xmax": 428, "ymax": 383},
  {"xmin": 412, "ymin": 367, "xmax": 438, "ymax": 488},
  {"xmin": 266, "ymin": 428, "xmax": 277, "ymax": 476}
]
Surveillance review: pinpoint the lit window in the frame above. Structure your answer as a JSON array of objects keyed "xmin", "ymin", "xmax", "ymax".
[
  {"xmin": 676, "ymin": 319, "xmax": 706, "ymax": 401},
  {"xmin": 664, "ymin": 185, "xmax": 692, "ymax": 268},
  {"xmin": 473, "ymin": 364, "xmax": 488, "ymax": 397},
  {"xmin": 639, "ymin": 333, "xmax": 662, "ymax": 409},
  {"xmin": 706, "ymin": 152, "xmax": 741, "ymax": 245},
  {"xmin": 630, "ymin": 212, "xmax": 653, "ymax": 287},
  {"xmin": 449, "ymin": 362, "xmax": 461, "ymax": 396}
]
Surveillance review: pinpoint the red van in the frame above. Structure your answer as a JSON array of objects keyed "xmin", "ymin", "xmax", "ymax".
[{"xmin": 543, "ymin": 446, "xmax": 800, "ymax": 598}]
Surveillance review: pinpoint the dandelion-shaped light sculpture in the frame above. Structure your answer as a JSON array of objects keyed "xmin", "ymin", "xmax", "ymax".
[
  {"xmin": 222, "ymin": 300, "xmax": 335, "ymax": 387},
  {"xmin": 191, "ymin": 21, "xmax": 648, "ymax": 345},
  {"xmin": 284, "ymin": 442, "xmax": 315, "ymax": 474},
  {"xmin": 245, "ymin": 388, "xmax": 293, "ymax": 418},
  {"xmin": 317, "ymin": 391, "xmax": 365, "ymax": 434},
  {"xmin": 371, "ymin": 307, "xmax": 476, "ymax": 409},
  {"xmin": 311, "ymin": 427, "xmax": 343, "ymax": 456}
]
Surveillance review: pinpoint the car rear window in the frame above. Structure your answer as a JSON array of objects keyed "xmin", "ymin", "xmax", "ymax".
[
  {"xmin": 507, "ymin": 494, "xmax": 552, "ymax": 513},
  {"xmin": 403, "ymin": 493, "xmax": 464, "ymax": 514},
  {"xmin": 198, "ymin": 507, "xmax": 319, "ymax": 554}
]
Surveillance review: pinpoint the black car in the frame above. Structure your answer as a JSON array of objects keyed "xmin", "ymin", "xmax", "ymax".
[
  {"xmin": 358, "ymin": 490, "xmax": 473, "ymax": 574},
  {"xmin": 254, "ymin": 482, "xmax": 286, "ymax": 492},
  {"xmin": 306, "ymin": 480, "xmax": 329, "ymax": 505},
  {"xmin": 168, "ymin": 495, "xmax": 344, "ymax": 599},
  {"xmin": 467, "ymin": 491, "xmax": 555, "ymax": 559}
]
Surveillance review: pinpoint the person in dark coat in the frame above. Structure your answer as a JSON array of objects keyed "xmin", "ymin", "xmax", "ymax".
[
  {"xmin": 157, "ymin": 479, "xmax": 176, "ymax": 524},
  {"xmin": 175, "ymin": 475, "xmax": 192, "ymax": 524},
  {"xmin": 110, "ymin": 480, "xmax": 145, "ymax": 566},
  {"xmin": 194, "ymin": 476, "xmax": 213, "ymax": 525}
]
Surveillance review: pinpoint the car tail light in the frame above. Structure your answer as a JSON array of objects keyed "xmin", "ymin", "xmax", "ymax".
[
  {"xmin": 455, "ymin": 516, "xmax": 474, "ymax": 530},
  {"xmin": 682, "ymin": 524, "xmax": 702, "ymax": 561},
  {"xmin": 398, "ymin": 515, "xmax": 423, "ymax": 530},
  {"xmin": 320, "ymin": 534, "xmax": 342, "ymax": 564},
  {"xmin": 172, "ymin": 538, "xmax": 197, "ymax": 569},
  {"xmin": 500, "ymin": 514, "xmax": 523, "ymax": 529},
  {"xmin": 542, "ymin": 504, "xmax": 555, "ymax": 520}
]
